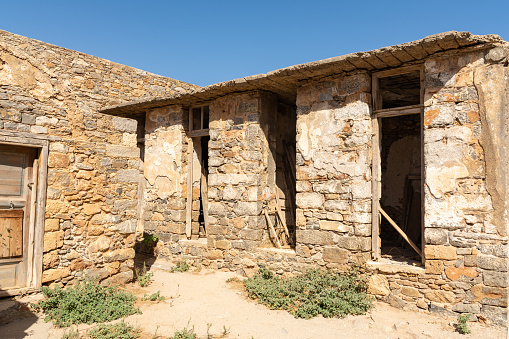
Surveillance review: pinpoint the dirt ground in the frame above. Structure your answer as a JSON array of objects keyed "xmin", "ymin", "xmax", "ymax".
[{"xmin": 1, "ymin": 259, "xmax": 507, "ymax": 339}]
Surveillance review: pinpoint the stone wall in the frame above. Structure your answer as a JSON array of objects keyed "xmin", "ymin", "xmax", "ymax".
[
  {"xmin": 294, "ymin": 72, "xmax": 373, "ymax": 266},
  {"xmin": 0, "ymin": 29, "xmax": 198, "ymax": 287},
  {"xmin": 420, "ymin": 46, "xmax": 507, "ymax": 325},
  {"xmin": 142, "ymin": 105, "xmax": 188, "ymax": 246},
  {"xmin": 140, "ymin": 46, "xmax": 508, "ymax": 326}
]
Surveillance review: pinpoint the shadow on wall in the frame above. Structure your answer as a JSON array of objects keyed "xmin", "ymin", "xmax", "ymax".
[{"xmin": 133, "ymin": 232, "xmax": 159, "ymax": 274}]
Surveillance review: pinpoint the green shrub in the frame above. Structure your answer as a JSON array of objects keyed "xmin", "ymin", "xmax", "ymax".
[
  {"xmin": 88, "ymin": 321, "xmax": 137, "ymax": 339},
  {"xmin": 171, "ymin": 261, "xmax": 189, "ymax": 273},
  {"xmin": 36, "ymin": 277, "xmax": 140, "ymax": 327},
  {"xmin": 456, "ymin": 314, "xmax": 471, "ymax": 334},
  {"xmin": 244, "ymin": 267, "xmax": 373, "ymax": 319}
]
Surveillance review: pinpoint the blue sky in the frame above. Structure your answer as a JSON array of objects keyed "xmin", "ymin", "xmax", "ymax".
[{"xmin": 2, "ymin": 1, "xmax": 508, "ymax": 87}]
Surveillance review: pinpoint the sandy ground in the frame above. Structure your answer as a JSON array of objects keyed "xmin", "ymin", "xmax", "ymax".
[{"xmin": 1, "ymin": 261, "xmax": 507, "ymax": 339}]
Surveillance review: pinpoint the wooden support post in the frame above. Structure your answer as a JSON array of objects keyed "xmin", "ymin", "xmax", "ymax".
[
  {"xmin": 26, "ymin": 158, "xmax": 38, "ymax": 287},
  {"xmin": 34, "ymin": 144, "xmax": 48, "ymax": 288},
  {"xmin": 275, "ymin": 194, "xmax": 290, "ymax": 239},
  {"xmin": 186, "ymin": 138, "xmax": 193, "ymax": 239},
  {"xmin": 200, "ymin": 170, "xmax": 208, "ymax": 236},
  {"xmin": 371, "ymin": 116, "xmax": 381, "ymax": 260},
  {"xmin": 379, "ymin": 205, "xmax": 422, "ymax": 258},
  {"xmin": 263, "ymin": 207, "xmax": 281, "ymax": 249}
]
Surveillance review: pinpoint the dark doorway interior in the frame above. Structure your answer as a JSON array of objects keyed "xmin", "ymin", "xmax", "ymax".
[{"xmin": 379, "ymin": 114, "xmax": 421, "ymax": 261}]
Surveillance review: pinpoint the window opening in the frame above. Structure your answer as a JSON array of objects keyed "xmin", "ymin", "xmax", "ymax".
[
  {"xmin": 189, "ymin": 106, "xmax": 210, "ymax": 136},
  {"xmin": 379, "ymin": 71, "xmax": 421, "ymax": 109}
]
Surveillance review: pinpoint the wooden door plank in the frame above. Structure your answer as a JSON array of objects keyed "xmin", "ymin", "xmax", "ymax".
[
  {"xmin": 9, "ymin": 215, "xmax": 23, "ymax": 257},
  {"xmin": 0, "ymin": 210, "xmax": 23, "ymax": 258}
]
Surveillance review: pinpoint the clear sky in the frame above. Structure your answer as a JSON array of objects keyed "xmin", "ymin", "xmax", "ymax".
[{"xmin": 2, "ymin": 0, "xmax": 508, "ymax": 87}]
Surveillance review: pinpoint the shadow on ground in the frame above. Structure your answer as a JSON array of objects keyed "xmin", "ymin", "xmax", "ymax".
[{"xmin": 0, "ymin": 290, "xmax": 45, "ymax": 339}]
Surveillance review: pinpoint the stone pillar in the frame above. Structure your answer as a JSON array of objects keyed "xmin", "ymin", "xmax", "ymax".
[
  {"xmin": 422, "ymin": 47, "xmax": 508, "ymax": 326},
  {"xmin": 207, "ymin": 91, "xmax": 269, "ymax": 253},
  {"xmin": 143, "ymin": 105, "xmax": 187, "ymax": 248},
  {"xmin": 295, "ymin": 72, "xmax": 373, "ymax": 265}
]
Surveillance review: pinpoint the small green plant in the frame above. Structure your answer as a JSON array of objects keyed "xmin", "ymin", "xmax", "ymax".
[
  {"xmin": 61, "ymin": 327, "xmax": 79, "ymax": 339},
  {"xmin": 142, "ymin": 234, "xmax": 159, "ymax": 246},
  {"xmin": 135, "ymin": 262, "xmax": 154, "ymax": 287},
  {"xmin": 88, "ymin": 321, "xmax": 137, "ymax": 339},
  {"xmin": 244, "ymin": 266, "xmax": 373, "ymax": 319},
  {"xmin": 152, "ymin": 324, "xmax": 160, "ymax": 339},
  {"xmin": 206, "ymin": 323, "xmax": 212, "ymax": 338},
  {"xmin": 171, "ymin": 261, "xmax": 189, "ymax": 273},
  {"xmin": 456, "ymin": 314, "xmax": 471, "ymax": 334},
  {"xmin": 169, "ymin": 323, "xmax": 196, "ymax": 339},
  {"xmin": 225, "ymin": 277, "xmax": 240, "ymax": 283},
  {"xmin": 142, "ymin": 291, "xmax": 165, "ymax": 301},
  {"xmin": 221, "ymin": 325, "xmax": 230, "ymax": 338},
  {"xmin": 35, "ymin": 277, "xmax": 140, "ymax": 327}
]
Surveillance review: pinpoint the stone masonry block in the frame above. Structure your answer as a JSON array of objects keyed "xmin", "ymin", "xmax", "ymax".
[
  {"xmin": 367, "ymin": 274, "xmax": 390, "ymax": 296},
  {"xmin": 336, "ymin": 236, "xmax": 370, "ymax": 251},
  {"xmin": 476, "ymin": 254, "xmax": 508, "ymax": 272},
  {"xmin": 323, "ymin": 246, "xmax": 348, "ymax": 263},
  {"xmin": 425, "ymin": 245, "xmax": 457, "ymax": 260},
  {"xmin": 483, "ymin": 270, "xmax": 508, "ymax": 288},
  {"xmin": 112, "ymin": 116, "xmax": 137, "ymax": 133},
  {"xmin": 319, "ymin": 220, "xmax": 349, "ymax": 232},
  {"xmin": 424, "ymin": 228, "xmax": 448, "ymax": 245},
  {"xmin": 43, "ymin": 230, "xmax": 64, "ymax": 252},
  {"xmin": 425, "ymin": 260, "xmax": 444, "ymax": 274},
  {"xmin": 106, "ymin": 145, "xmax": 140, "ymax": 158},
  {"xmin": 233, "ymin": 201, "xmax": 258, "ymax": 216},
  {"xmin": 296, "ymin": 193, "xmax": 324, "ymax": 209},
  {"xmin": 296, "ymin": 230, "xmax": 334, "ymax": 246},
  {"xmin": 42, "ymin": 267, "xmax": 71, "ymax": 283}
]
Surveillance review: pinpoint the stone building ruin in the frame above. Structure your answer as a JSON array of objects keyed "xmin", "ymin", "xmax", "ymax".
[{"xmin": 0, "ymin": 30, "xmax": 508, "ymax": 326}]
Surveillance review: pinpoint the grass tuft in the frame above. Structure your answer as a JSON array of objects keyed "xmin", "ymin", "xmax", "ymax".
[
  {"xmin": 171, "ymin": 261, "xmax": 189, "ymax": 273},
  {"xmin": 135, "ymin": 262, "xmax": 154, "ymax": 287},
  {"xmin": 170, "ymin": 323, "xmax": 196, "ymax": 339},
  {"xmin": 88, "ymin": 320, "xmax": 137, "ymax": 339},
  {"xmin": 456, "ymin": 314, "xmax": 471, "ymax": 334}
]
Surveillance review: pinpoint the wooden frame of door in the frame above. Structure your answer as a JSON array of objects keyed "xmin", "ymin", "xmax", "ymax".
[
  {"xmin": 371, "ymin": 65, "xmax": 425, "ymax": 264},
  {"xmin": 0, "ymin": 130, "xmax": 52, "ymax": 295}
]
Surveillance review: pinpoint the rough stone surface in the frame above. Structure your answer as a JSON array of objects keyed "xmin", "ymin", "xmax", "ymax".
[
  {"xmin": 367, "ymin": 275, "xmax": 391, "ymax": 296},
  {"xmin": 425, "ymin": 290, "xmax": 456, "ymax": 303},
  {"xmin": 4, "ymin": 29, "xmax": 507, "ymax": 328}
]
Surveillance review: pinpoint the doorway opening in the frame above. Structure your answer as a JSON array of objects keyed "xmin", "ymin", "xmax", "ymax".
[
  {"xmin": 186, "ymin": 106, "xmax": 210, "ymax": 240},
  {"xmin": 379, "ymin": 114, "xmax": 421, "ymax": 262},
  {"xmin": 372, "ymin": 65, "xmax": 424, "ymax": 263},
  {"xmin": 191, "ymin": 136, "xmax": 209, "ymax": 239},
  {"xmin": 274, "ymin": 102, "xmax": 296, "ymax": 247}
]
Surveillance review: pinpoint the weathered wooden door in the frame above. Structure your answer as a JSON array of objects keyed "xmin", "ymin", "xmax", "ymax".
[{"xmin": 0, "ymin": 145, "xmax": 37, "ymax": 290}]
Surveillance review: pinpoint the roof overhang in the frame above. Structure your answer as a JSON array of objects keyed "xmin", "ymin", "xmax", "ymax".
[{"xmin": 100, "ymin": 31, "xmax": 505, "ymax": 116}]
